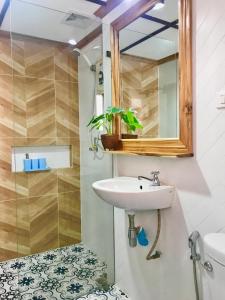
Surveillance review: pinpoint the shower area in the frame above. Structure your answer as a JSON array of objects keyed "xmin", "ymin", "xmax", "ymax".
[{"xmin": 0, "ymin": 0, "xmax": 114, "ymax": 298}]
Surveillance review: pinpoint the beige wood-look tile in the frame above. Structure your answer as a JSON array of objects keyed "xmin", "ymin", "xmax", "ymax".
[
  {"xmin": 13, "ymin": 138, "xmax": 57, "ymax": 147},
  {"xmin": 26, "ymin": 138, "xmax": 57, "ymax": 146},
  {"xmin": 71, "ymin": 140, "xmax": 80, "ymax": 167},
  {"xmin": 122, "ymin": 87, "xmax": 159, "ymax": 138},
  {"xmin": 13, "ymin": 76, "xmax": 27, "ymax": 137},
  {"xmin": 12, "ymin": 38, "xmax": 25, "ymax": 76},
  {"xmin": 142, "ymin": 65, "xmax": 158, "ymax": 91},
  {"xmin": 30, "ymin": 194, "xmax": 58, "ymax": 254},
  {"xmin": 0, "ymin": 33, "xmax": 12, "ymax": 75},
  {"xmin": 0, "ymin": 75, "xmax": 26, "ymax": 138},
  {"xmin": 58, "ymin": 167, "xmax": 80, "ymax": 193},
  {"xmin": 0, "ymin": 169, "xmax": 16, "ymax": 202},
  {"xmin": 121, "ymin": 69, "xmax": 143, "ymax": 90},
  {"xmin": 121, "ymin": 55, "xmax": 157, "ymax": 90},
  {"xmin": 0, "ymin": 200, "xmax": 18, "ymax": 261},
  {"xmin": 0, "ymin": 75, "xmax": 14, "ymax": 137},
  {"xmin": 0, "ymin": 139, "xmax": 16, "ymax": 202},
  {"xmin": 57, "ymin": 137, "xmax": 80, "ymax": 196},
  {"xmin": 57, "ymin": 166, "xmax": 78, "ymax": 177},
  {"xmin": 15, "ymin": 173, "xmax": 29, "ymax": 199},
  {"xmin": 24, "ymin": 39, "xmax": 54, "ymax": 79},
  {"xmin": 59, "ymin": 191, "xmax": 81, "ymax": 247},
  {"xmin": 56, "ymin": 80, "xmax": 79, "ymax": 138},
  {"xmin": 0, "ymin": 138, "xmax": 13, "ymax": 171},
  {"xmin": 17, "ymin": 197, "xmax": 30, "ymax": 256},
  {"xmin": 25, "ymin": 77, "xmax": 56, "ymax": 138},
  {"xmin": 121, "ymin": 54, "xmax": 159, "ymax": 139},
  {"xmin": 28, "ymin": 170, "xmax": 58, "ymax": 197},
  {"xmin": 55, "ymin": 46, "xmax": 78, "ymax": 82}
]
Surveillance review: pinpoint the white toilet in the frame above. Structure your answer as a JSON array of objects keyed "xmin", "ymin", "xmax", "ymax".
[{"xmin": 204, "ymin": 233, "xmax": 225, "ymax": 300}]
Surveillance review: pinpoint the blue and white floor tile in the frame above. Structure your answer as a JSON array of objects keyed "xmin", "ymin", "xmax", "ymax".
[
  {"xmin": 0, "ymin": 243, "xmax": 130, "ymax": 300},
  {"xmin": 77, "ymin": 285, "xmax": 130, "ymax": 300}
]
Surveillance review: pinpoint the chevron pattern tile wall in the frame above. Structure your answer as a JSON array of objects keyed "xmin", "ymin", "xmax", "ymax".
[
  {"xmin": 0, "ymin": 32, "xmax": 81, "ymax": 261},
  {"xmin": 120, "ymin": 54, "xmax": 159, "ymax": 138}
]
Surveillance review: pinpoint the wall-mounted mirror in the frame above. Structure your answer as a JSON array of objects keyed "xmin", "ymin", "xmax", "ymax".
[{"xmin": 111, "ymin": 0, "xmax": 192, "ymax": 156}]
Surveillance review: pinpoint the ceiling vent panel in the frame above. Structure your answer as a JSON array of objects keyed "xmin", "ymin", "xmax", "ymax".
[{"xmin": 62, "ymin": 12, "xmax": 94, "ymax": 29}]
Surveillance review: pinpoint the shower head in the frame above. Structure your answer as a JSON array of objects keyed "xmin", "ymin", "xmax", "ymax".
[
  {"xmin": 72, "ymin": 47, "xmax": 81, "ymax": 54},
  {"xmin": 73, "ymin": 48, "xmax": 92, "ymax": 68}
]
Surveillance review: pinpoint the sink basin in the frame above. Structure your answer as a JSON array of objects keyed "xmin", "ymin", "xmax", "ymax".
[{"xmin": 92, "ymin": 177, "xmax": 174, "ymax": 211}]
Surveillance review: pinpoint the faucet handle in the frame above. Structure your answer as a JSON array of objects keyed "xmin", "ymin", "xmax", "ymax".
[{"xmin": 151, "ymin": 171, "xmax": 160, "ymax": 176}]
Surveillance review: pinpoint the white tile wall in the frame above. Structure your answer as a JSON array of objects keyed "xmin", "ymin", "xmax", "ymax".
[
  {"xmin": 113, "ymin": 1, "xmax": 225, "ymax": 299},
  {"xmin": 79, "ymin": 26, "xmax": 115, "ymax": 283}
]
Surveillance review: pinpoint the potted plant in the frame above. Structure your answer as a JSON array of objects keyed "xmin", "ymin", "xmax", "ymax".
[
  {"xmin": 121, "ymin": 108, "xmax": 143, "ymax": 139},
  {"xmin": 87, "ymin": 106, "xmax": 123, "ymax": 150}
]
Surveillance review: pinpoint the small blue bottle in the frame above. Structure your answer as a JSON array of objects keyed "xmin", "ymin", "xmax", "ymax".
[
  {"xmin": 23, "ymin": 153, "xmax": 32, "ymax": 172},
  {"xmin": 31, "ymin": 159, "xmax": 39, "ymax": 171},
  {"xmin": 38, "ymin": 158, "xmax": 47, "ymax": 170}
]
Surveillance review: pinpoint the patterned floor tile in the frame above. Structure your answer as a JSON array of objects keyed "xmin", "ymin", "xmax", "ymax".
[
  {"xmin": 0, "ymin": 244, "xmax": 130, "ymax": 300},
  {"xmin": 0, "ymin": 243, "xmax": 108, "ymax": 299},
  {"xmin": 78, "ymin": 285, "xmax": 130, "ymax": 300}
]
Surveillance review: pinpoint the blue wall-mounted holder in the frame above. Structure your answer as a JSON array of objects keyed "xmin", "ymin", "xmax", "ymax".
[
  {"xmin": 13, "ymin": 145, "xmax": 70, "ymax": 173},
  {"xmin": 23, "ymin": 158, "xmax": 50, "ymax": 173}
]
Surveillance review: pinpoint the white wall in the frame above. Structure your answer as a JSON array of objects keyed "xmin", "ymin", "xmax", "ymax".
[
  {"xmin": 113, "ymin": 0, "xmax": 225, "ymax": 299},
  {"xmin": 79, "ymin": 32, "xmax": 114, "ymax": 283}
]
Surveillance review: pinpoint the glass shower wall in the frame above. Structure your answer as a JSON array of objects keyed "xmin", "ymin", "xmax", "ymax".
[
  {"xmin": 0, "ymin": 2, "xmax": 16, "ymax": 262},
  {"xmin": 0, "ymin": 0, "xmax": 115, "ymax": 298},
  {"xmin": 10, "ymin": 0, "xmax": 82, "ymax": 258}
]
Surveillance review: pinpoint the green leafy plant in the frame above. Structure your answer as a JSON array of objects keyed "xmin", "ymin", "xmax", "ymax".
[
  {"xmin": 87, "ymin": 106, "xmax": 124, "ymax": 135},
  {"xmin": 121, "ymin": 108, "xmax": 143, "ymax": 134}
]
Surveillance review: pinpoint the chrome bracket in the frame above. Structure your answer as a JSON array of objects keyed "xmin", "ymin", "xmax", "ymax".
[{"xmin": 202, "ymin": 261, "xmax": 213, "ymax": 272}]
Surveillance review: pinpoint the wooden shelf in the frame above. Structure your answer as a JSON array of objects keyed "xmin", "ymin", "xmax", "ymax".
[{"xmin": 103, "ymin": 150, "xmax": 194, "ymax": 158}]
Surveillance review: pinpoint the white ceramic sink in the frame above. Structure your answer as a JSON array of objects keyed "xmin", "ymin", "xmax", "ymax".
[{"xmin": 92, "ymin": 177, "xmax": 174, "ymax": 211}]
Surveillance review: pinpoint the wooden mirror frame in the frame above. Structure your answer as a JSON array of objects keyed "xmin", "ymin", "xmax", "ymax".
[{"xmin": 111, "ymin": 0, "xmax": 193, "ymax": 157}]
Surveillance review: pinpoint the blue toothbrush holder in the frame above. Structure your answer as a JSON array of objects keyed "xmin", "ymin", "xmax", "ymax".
[
  {"xmin": 31, "ymin": 159, "xmax": 39, "ymax": 171},
  {"xmin": 38, "ymin": 158, "xmax": 47, "ymax": 170},
  {"xmin": 24, "ymin": 159, "xmax": 32, "ymax": 172}
]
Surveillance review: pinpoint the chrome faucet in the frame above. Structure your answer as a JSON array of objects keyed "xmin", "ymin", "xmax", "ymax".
[{"xmin": 138, "ymin": 171, "xmax": 160, "ymax": 186}]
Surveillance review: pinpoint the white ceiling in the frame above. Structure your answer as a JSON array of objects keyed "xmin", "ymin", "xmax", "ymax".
[
  {"xmin": 1, "ymin": 0, "xmax": 102, "ymax": 44},
  {"xmin": 0, "ymin": 0, "xmax": 179, "ymax": 60},
  {"xmin": 12, "ymin": 0, "xmax": 101, "ymax": 17},
  {"xmin": 120, "ymin": 0, "xmax": 179, "ymax": 60},
  {"xmin": 146, "ymin": 0, "xmax": 178, "ymax": 22}
]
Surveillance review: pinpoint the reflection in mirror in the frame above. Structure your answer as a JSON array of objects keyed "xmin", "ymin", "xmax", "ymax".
[{"xmin": 119, "ymin": 0, "xmax": 179, "ymax": 139}]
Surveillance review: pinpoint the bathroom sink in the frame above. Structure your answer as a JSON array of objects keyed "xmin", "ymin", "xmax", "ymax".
[{"xmin": 92, "ymin": 177, "xmax": 174, "ymax": 211}]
